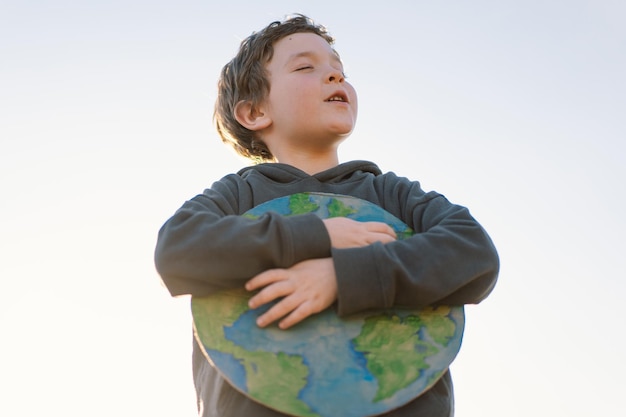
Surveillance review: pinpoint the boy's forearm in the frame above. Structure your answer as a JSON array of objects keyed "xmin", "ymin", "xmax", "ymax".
[
  {"xmin": 154, "ymin": 202, "xmax": 331, "ymax": 297},
  {"xmin": 333, "ymin": 204, "xmax": 499, "ymax": 316}
]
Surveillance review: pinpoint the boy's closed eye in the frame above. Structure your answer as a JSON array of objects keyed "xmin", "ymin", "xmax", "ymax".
[{"xmin": 294, "ymin": 65, "xmax": 348, "ymax": 79}]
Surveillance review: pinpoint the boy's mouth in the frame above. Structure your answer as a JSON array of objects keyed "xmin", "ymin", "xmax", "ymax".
[{"xmin": 325, "ymin": 91, "xmax": 348, "ymax": 103}]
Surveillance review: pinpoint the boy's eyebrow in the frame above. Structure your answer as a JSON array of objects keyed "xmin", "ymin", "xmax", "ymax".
[{"xmin": 285, "ymin": 50, "xmax": 343, "ymax": 67}]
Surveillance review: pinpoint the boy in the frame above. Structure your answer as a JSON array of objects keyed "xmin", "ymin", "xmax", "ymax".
[{"xmin": 155, "ymin": 14, "xmax": 499, "ymax": 417}]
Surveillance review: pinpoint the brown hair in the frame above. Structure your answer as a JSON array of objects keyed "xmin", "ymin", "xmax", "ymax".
[{"xmin": 214, "ymin": 14, "xmax": 335, "ymax": 162}]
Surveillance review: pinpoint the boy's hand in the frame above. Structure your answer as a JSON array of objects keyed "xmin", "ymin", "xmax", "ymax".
[
  {"xmin": 245, "ymin": 258, "xmax": 337, "ymax": 330},
  {"xmin": 323, "ymin": 217, "xmax": 396, "ymax": 248},
  {"xmin": 245, "ymin": 219, "xmax": 395, "ymax": 330}
]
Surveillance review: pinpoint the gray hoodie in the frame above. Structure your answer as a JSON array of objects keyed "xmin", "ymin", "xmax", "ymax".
[{"xmin": 155, "ymin": 160, "xmax": 499, "ymax": 416}]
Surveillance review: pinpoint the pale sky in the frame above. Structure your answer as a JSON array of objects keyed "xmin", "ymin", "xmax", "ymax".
[{"xmin": 1, "ymin": 1, "xmax": 624, "ymax": 416}]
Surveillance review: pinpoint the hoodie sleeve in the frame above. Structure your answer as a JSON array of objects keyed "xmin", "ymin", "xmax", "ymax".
[
  {"xmin": 154, "ymin": 175, "xmax": 331, "ymax": 297},
  {"xmin": 333, "ymin": 178, "xmax": 499, "ymax": 316}
]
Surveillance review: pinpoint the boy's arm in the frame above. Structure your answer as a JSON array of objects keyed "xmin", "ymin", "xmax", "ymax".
[
  {"xmin": 242, "ymin": 192, "xmax": 498, "ymax": 328},
  {"xmin": 154, "ymin": 176, "xmax": 331, "ymax": 297},
  {"xmin": 333, "ymin": 189, "xmax": 499, "ymax": 316},
  {"xmin": 245, "ymin": 218, "xmax": 397, "ymax": 329}
]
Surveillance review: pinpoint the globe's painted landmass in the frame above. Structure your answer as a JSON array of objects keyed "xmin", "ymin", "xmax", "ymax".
[
  {"xmin": 193, "ymin": 289, "xmax": 319, "ymax": 417},
  {"xmin": 352, "ymin": 307, "xmax": 456, "ymax": 402},
  {"xmin": 192, "ymin": 193, "xmax": 464, "ymax": 417}
]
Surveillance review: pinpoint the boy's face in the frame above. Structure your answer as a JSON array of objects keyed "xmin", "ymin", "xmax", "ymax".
[{"xmin": 261, "ymin": 32, "xmax": 358, "ymax": 152}]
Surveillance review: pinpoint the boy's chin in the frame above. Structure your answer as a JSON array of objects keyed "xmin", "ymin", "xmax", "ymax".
[{"xmin": 327, "ymin": 123, "xmax": 356, "ymax": 137}]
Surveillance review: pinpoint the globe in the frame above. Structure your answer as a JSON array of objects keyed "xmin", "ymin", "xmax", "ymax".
[{"xmin": 191, "ymin": 193, "xmax": 465, "ymax": 417}]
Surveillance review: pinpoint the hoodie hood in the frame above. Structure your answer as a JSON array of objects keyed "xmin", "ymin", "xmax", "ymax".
[{"xmin": 237, "ymin": 160, "xmax": 382, "ymax": 184}]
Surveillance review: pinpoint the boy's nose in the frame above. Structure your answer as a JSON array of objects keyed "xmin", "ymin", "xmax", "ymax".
[{"xmin": 327, "ymin": 69, "xmax": 345, "ymax": 83}]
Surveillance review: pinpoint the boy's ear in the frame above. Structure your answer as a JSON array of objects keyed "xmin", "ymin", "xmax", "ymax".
[{"xmin": 234, "ymin": 100, "xmax": 271, "ymax": 131}]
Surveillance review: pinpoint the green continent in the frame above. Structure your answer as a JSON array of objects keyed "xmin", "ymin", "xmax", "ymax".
[
  {"xmin": 419, "ymin": 306, "xmax": 456, "ymax": 346},
  {"xmin": 236, "ymin": 349, "xmax": 320, "ymax": 417},
  {"xmin": 289, "ymin": 193, "xmax": 320, "ymax": 214},
  {"xmin": 193, "ymin": 289, "xmax": 251, "ymax": 352},
  {"xmin": 192, "ymin": 289, "xmax": 320, "ymax": 417},
  {"xmin": 353, "ymin": 314, "xmax": 438, "ymax": 402},
  {"xmin": 327, "ymin": 197, "xmax": 357, "ymax": 217}
]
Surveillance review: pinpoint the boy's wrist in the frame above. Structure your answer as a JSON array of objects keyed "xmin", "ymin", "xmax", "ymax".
[
  {"xmin": 332, "ymin": 244, "xmax": 388, "ymax": 316},
  {"xmin": 287, "ymin": 214, "xmax": 332, "ymax": 262}
]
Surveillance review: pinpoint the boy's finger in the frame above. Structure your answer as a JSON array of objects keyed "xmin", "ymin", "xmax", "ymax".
[
  {"xmin": 278, "ymin": 304, "xmax": 311, "ymax": 329},
  {"xmin": 365, "ymin": 222, "xmax": 397, "ymax": 238},
  {"xmin": 256, "ymin": 295, "xmax": 300, "ymax": 328},
  {"xmin": 372, "ymin": 232, "xmax": 396, "ymax": 244},
  {"xmin": 248, "ymin": 279, "xmax": 294, "ymax": 309},
  {"xmin": 245, "ymin": 268, "xmax": 287, "ymax": 291}
]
